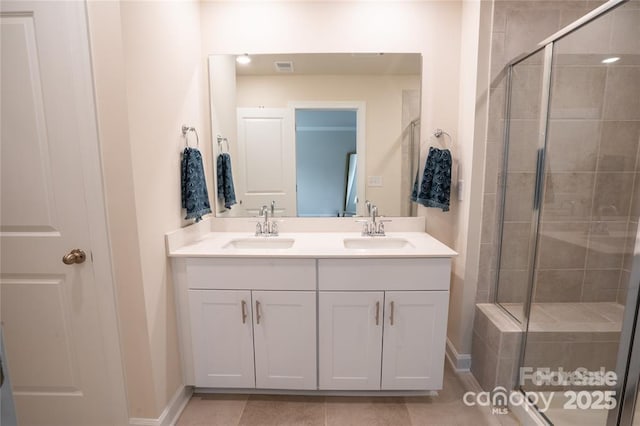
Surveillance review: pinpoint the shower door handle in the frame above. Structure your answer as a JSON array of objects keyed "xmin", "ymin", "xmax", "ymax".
[{"xmin": 533, "ymin": 148, "xmax": 545, "ymax": 211}]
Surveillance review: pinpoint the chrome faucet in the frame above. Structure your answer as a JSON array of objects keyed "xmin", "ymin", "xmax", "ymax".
[
  {"xmin": 256, "ymin": 204, "xmax": 279, "ymax": 236},
  {"xmin": 357, "ymin": 203, "xmax": 390, "ymax": 236}
]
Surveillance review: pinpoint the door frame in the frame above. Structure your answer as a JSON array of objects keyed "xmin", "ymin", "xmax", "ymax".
[{"xmin": 289, "ymin": 101, "xmax": 366, "ymax": 217}]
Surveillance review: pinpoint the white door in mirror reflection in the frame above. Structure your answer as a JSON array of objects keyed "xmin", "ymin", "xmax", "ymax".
[{"xmin": 236, "ymin": 108, "xmax": 296, "ymax": 216}]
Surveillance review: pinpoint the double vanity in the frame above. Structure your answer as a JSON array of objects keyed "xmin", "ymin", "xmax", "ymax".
[{"xmin": 167, "ymin": 217, "xmax": 456, "ymax": 394}]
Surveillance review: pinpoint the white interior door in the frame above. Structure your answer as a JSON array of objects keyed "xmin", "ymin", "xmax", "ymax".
[
  {"xmin": 236, "ymin": 108, "xmax": 296, "ymax": 216},
  {"xmin": 381, "ymin": 291, "xmax": 449, "ymax": 390},
  {"xmin": 318, "ymin": 291, "xmax": 383, "ymax": 390},
  {"xmin": 0, "ymin": 2, "xmax": 125, "ymax": 424},
  {"xmin": 188, "ymin": 290, "xmax": 255, "ymax": 388},
  {"xmin": 253, "ymin": 291, "xmax": 316, "ymax": 390}
]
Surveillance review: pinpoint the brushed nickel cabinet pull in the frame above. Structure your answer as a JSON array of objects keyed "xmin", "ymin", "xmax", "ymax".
[
  {"xmin": 241, "ymin": 300, "xmax": 247, "ymax": 324},
  {"xmin": 256, "ymin": 300, "xmax": 261, "ymax": 324},
  {"xmin": 390, "ymin": 301, "xmax": 395, "ymax": 326},
  {"xmin": 375, "ymin": 301, "xmax": 380, "ymax": 326}
]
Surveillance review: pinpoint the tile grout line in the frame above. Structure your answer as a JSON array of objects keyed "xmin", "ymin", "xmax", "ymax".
[{"xmin": 235, "ymin": 396, "xmax": 249, "ymax": 426}]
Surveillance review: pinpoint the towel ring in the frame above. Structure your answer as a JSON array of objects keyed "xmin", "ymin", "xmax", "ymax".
[
  {"xmin": 433, "ymin": 128, "xmax": 452, "ymax": 149},
  {"xmin": 217, "ymin": 135, "xmax": 230, "ymax": 153},
  {"xmin": 182, "ymin": 125, "xmax": 199, "ymax": 148}
]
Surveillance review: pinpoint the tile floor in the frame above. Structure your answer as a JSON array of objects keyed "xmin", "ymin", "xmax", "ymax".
[{"xmin": 176, "ymin": 362, "xmax": 521, "ymax": 426}]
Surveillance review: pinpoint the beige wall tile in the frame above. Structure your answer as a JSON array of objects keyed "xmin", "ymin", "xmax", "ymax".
[
  {"xmin": 603, "ymin": 67, "xmax": 640, "ymax": 120},
  {"xmin": 550, "ymin": 66, "xmax": 607, "ymax": 119},
  {"xmin": 537, "ymin": 223, "xmax": 589, "ymax": 269},
  {"xmin": 522, "ymin": 341, "xmax": 569, "ymax": 372},
  {"xmin": 497, "ymin": 269, "xmax": 529, "ymax": 304},
  {"xmin": 565, "ymin": 341, "xmax": 619, "ymax": 371},
  {"xmin": 582, "ymin": 269, "xmax": 621, "ymax": 302},
  {"xmin": 622, "ymin": 221, "xmax": 638, "ymax": 271},
  {"xmin": 592, "ymin": 172, "xmax": 635, "ymax": 221},
  {"xmin": 500, "ymin": 222, "xmax": 533, "ymax": 269},
  {"xmin": 587, "ymin": 221, "xmax": 628, "ymax": 269},
  {"xmin": 598, "ymin": 121, "xmax": 640, "ymax": 172},
  {"xmin": 507, "ymin": 119, "xmax": 540, "ymax": 173},
  {"xmin": 542, "ymin": 172, "xmax": 595, "ymax": 222},
  {"xmin": 630, "ymin": 173, "xmax": 640, "ymax": 218},
  {"xmin": 503, "ymin": 172, "xmax": 536, "ymax": 221},
  {"xmin": 472, "ymin": 330, "xmax": 498, "ymax": 391},
  {"xmin": 547, "ymin": 120, "xmax": 599, "ymax": 172},
  {"xmin": 504, "ymin": 8, "xmax": 559, "ymax": 62},
  {"xmin": 496, "ymin": 357, "xmax": 518, "ymax": 390},
  {"xmin": 611, "ymin": 9, "xmax": 640, "ymax": 53},
  {"xmin": 618, "ymin": 270, "xmax": 630, "ymax": 305},
  {"xmin": 482, "ymin": 193, "xmax": 497, "ymax": 244},
  {"xmin": 534, "ymin": 269, "xmax": 583, "ymax": 302},
  {"xmin": 510, "ymin": 63, "xmax": 544, "ymax": 120}
]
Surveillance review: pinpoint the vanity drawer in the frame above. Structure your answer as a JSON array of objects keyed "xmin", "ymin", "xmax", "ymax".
[
  {"xmin": 318, "ymin": 258, "xmax": 450, "ymax": 291},
  {"xmin": 186, "ymin": 258, "xmax": 316, "ymax": 290}
]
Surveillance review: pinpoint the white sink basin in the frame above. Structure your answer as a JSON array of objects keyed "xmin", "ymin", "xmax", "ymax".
[
  {"xmin": 223, "ymin": 238, "xmax": 295, "ymax": 250},
  {"xmin": 343, "ymin": 237, "xmax": 414, "ymax": 250}
]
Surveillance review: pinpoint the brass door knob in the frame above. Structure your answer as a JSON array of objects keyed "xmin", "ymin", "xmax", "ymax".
[{"xmin": 62, "ymin": 249, "xmax": 86, "ymax": 265}]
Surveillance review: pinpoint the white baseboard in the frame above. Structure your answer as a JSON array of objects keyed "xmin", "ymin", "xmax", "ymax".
[
  {"xmin": 445, "ymin": 338, "xmax": 472, "ymax": 372},
  {"xmin": 129, "ymin": 385, "xmax": 193, "ymax": 426}
]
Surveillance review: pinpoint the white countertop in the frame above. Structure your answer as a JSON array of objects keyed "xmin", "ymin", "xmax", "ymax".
[{"xmin": 168, "ymin": 231, "xmax": 457, "ymax": 259}]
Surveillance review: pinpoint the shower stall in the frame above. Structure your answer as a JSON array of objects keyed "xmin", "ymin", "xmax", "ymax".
[{"xmin": 493, "ymin": 0, "xmax": 640, "ymax": 424}]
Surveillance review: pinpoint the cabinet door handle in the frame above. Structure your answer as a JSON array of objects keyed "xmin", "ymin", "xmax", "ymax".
[
  {"xmin": 390, "ymin": 301, "xmax": 395, "ymax": 326},
  {"xmin": 255, "ymin": 300, "xmax": 261, "ymax": 325},
  {"xmin": 241, "ymin": 300, "xmax": 247, "ymax": 324},
  {"xmin": 375, "ymin": 301, "xmax": 380, "ymax": 326}
]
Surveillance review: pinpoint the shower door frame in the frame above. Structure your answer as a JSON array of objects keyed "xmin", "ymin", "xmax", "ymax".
[{"xmin": 491, "ymin": 0, "xmax": 640, "ymax": 423}]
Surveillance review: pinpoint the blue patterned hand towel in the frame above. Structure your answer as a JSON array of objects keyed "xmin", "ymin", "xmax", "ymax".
[
  {"xmin": 411, "ymin": 147, "xmax": 452, "ymax": 212},
  {"xmin": 181, "ymin": 147, "xmax": 212, "ymax": 222},
  {"xmin": 216, "ymin": 153, "xmax": 237, "ymax": 209}
]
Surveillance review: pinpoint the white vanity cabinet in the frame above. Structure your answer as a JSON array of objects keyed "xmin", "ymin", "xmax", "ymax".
[
  {"xmin": 318, "ymin": 258, "xmax": 450, "ymax": 391},
  {"xmin": 170, "ymin": 234, "xmax": 455, "ymax": 394},
  {"xmin": 252, "ymin": 290, "xmax": 316, "ymax": 390},
  {"xmin": 381, "ymin": 291, "xmax": 449, "ymax": 390},
  {"xmin": 188, "ymin": 290, "xmax": 255, "ymax": 388},
  {"xmin": 184, "ymin": 258, "xmax": 317, "ymax": 390}
]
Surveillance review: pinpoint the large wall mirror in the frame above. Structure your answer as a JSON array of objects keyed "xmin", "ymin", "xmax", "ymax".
[{"xmin": 209, "ymin": 53, "xmax": 422, "ymax": 218}]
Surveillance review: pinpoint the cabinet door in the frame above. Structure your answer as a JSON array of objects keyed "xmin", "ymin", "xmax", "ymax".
[
  {"xmin": 252, "ymin": 291, "xmax": 316, "ymax": 389},
  {"xmin": 188, "ymin": 290, "xmax": 255, "ymax": 388},
  {"xmin": 382, "ymin": 291, "xmax": 449, "ymax": 390},
  {"xmin": 319, "ymin": 292, "xmax": 384, "ymax": 390}
]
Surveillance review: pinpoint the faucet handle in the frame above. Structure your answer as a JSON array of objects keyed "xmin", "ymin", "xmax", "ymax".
[{"xmin": 270, "ymin": 221, "xmax": 279, "ymax": 236}]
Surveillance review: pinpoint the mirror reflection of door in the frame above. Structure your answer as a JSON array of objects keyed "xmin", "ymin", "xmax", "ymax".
[
  {"xmin": 236, "ymin": 107, "xmax": 296, "ymax": 216},
  {"xmin": 295, "ymin": 109, "xmax": 357, "ymax": 217}
]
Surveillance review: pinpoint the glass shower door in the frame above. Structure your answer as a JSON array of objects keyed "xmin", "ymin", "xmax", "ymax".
[
  {"xmin": 517, "ymin": 1, "xmax": 640, "ymax": 424},
  {"xmin": 495, "ymin": 48, "xmax": 548, "ymax": 324}
]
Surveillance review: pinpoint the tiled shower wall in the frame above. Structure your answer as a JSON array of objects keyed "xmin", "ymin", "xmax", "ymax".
[
  {"xmin": 476, "ymin": 0, "xmax": 626, "ymax": 305},
  {"xmin": 473, "ymin": 0, "xmax": 640, "ymax": 392}
]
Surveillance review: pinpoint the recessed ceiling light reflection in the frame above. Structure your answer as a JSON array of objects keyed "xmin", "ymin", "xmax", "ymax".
[
  {"xmin": 236, "ymin": 54, "xmax": 251, "ymax": 65},
  {"xmin": 601, "ymin": 57, "xmax": 620, "ymax": 64}
]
